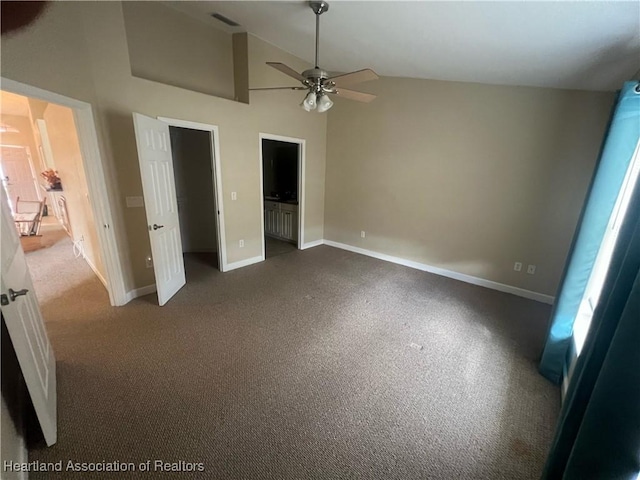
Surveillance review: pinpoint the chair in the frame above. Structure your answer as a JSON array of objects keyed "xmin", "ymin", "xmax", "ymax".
[{"xmin": 14, "ymin": 196, "xmax": 46, "ymax": 236}]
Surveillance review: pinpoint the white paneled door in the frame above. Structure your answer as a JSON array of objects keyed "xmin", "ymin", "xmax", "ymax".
[
  {"xmin": 0, "ymin": 186, "xmax": 57, "ymax": 446},
  {"xmin": 0, "ymin": 146, "xmax": 41, "ymax": 211},
  {"xmin": 132, "ymin": 113, "xmax": 185, "ymax": 306}
]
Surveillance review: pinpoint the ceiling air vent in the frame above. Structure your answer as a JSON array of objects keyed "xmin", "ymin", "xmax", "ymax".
[{"xmin": 210, "ymin": 13, "xmax": 240, "ymax": 27}]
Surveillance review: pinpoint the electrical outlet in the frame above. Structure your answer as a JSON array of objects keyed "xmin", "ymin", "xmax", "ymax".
[
  {"xmin": 239, "ymin": 239, "xmax": 244, "ymax": 248},
  {"xmin": 514, "ymin": 262, "xmax": 522, "ymax": 272},
  {"xmin": 145, "ymin": 255, "xmax": 153, "ymax": 268},
  {"xmin": 231, "ymin": 192, "xmax": 237, "ymax": 201},
  {"xmin": 527, "ymin": 264, "xmax": 536, "ymax": 275},
  {"xmin": 361, "ymin": 231, "xmax": 366, "ymax": 238}
]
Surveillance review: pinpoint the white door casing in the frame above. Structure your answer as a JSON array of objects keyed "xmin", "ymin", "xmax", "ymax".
[
  {"xmin": 258, "ymin": 133, "xmax": 305, "ymax": 259},
  {"xmin": 0, "ymin": 186, "xmax": 56, "ymax": 446},
  {"xmin": 157, "ymin": 117, "xmax": 227, "ymax": 272},
  {"xmin": 132, "ymin": 113, "xmax": 185, "ymax": 306}
]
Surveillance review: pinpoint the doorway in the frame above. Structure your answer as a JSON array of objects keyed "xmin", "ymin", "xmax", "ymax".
[
  {"xmin": 129, "ymin": 115, "xmax": 226, "ymax": 306},
  {"xmin": 168, "ymin": 125, "xmax": 221, "ymax": 274},
  {"xmin": 0, "ymin": 90, "xmax": 114, "ymax": 315},
  {"xmin": 1, "ymin": 77, "xmax": 126, "ymax": 306},
  {"xmin": 259, "ymin": 134, "xmax": 305, "ymax": 259}
]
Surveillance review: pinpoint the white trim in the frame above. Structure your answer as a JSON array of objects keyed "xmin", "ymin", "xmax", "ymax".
[
  {"xmin": 124, "ymin": 284, "xmax": 157, "ymax": 303},
  {"xmin": 36, "ymin": 119, "xmax": 56, "ymax": 170},
  {"xmin": 561, "ymin": 363, "xmax": 570, "ymax": 403},
  {"xmin": 1, "ymin": 77, "xmax": 127, "ymax": 306},
  {"xmin": 157, "ymin": 117, "xmax": 228, "ymax": 272},
  {"xmin": 323, "ymin": 240, "xmax": 555, "ymax": 305},
  {"xmin": 225, "ymin": 255, "xmax": 263, "ymax": 272},
  {"xmin": 301, "ymin": 239, "xmax": 324, "ymax": 250},
  {"xmin": 24, "ymin": 147, "xmax": 43, "ymax": 202},
  {"xmin": 258, "ymin": 138, "xmax": 266, "ymax": 261},
  {"xmin": 82, "ymin": 252, "xmax": 108, "ymax": 289},
  {"xmin": 258, "ymin": 133, "xmax": 306, "ymax": 259}
]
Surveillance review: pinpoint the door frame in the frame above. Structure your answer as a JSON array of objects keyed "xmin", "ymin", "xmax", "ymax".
[
  {"xmin": 1, "ymin": 77, "xmax": 127, "ymax": 306},
  {"xmin": 258, "ymin": 133, "xmax": 306, "ymax": 260},
  {"xmin": 157, "ymin": 117, "xmax": 228, "ymax": 272}
]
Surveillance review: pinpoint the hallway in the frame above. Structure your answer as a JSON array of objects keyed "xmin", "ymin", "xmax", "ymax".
[{"xmin": 24, "ymin": 216, "xmax": 108, "ymax": 321}]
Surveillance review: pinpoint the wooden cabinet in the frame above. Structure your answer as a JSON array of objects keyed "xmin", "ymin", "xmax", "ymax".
[{"xmin": 264, "ymin": 201, "xmax": 298, "ymax": 243}]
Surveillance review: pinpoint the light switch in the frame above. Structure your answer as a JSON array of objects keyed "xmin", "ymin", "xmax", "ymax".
[
  {"xmin": 126, "ymin": 196, "xmax": 144, "ymax": 208},
  {"xmin": 231, "ymin": 192, "xmax": 237, "ymax": 201}
]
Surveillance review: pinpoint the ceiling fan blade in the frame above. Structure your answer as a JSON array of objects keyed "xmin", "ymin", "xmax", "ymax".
[
  {"xmin": 333, "ymin": 88, "xmax": 376, "ymax": 103},
  {"xmin": 327, "ymin": 69, "xmax": 379, "ymax": 87},
  {"xmin": 249, "ymin": 87, "xmax": 308, "ymax": 91},
  {"xmin": 266, "ymin": 62, "xmax": 307, "ymax": 83}
]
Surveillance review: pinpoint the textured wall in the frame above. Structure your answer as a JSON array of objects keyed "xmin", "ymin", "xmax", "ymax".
[
  {"xmin": 1, "ymin": 1, "xmax": 327, "ymax": 292},
  {"xmin": 122, "ymin": 2, "xmax": 234, "ymax": 100},
  {"xmin": 325, "ymin": 77, "xmax": 614, "ymax": 296}
]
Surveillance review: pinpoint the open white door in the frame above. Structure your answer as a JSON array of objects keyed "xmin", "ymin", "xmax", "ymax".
[
  {"xmin": 132, "ymin": 113, "xmax": 186, "ymax": 306},
  {"xmin": 0, "ymin": 187, "xmax": 56, "ymax": 445}
]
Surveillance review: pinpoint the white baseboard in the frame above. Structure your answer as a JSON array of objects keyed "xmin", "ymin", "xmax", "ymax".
[
  {"xmin": 323, "ymin": 240, "xmax": 555, "ymax": 305},
  {"xmin": 124, "ymin": 284, "xmax": 157, "ymax": 303},
  {"xmin": 82, "ymin": 253, "xmax": 108, "ymax": 288},
  {"xmin": 224, "ymin": 255, "xmax": 263, "ymax": 272},
  {"xmin": 301, "ymin": 239, "xmax": 324, "ymax": 250}
]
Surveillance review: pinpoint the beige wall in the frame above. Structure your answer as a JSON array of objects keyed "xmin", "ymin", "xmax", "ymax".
[
  {"xmin": 122, "ymin": 2, "xmax": 235, "ymax": 100},
  {"xmin": 325, "ymin": 77, "xmax": 614, "ymax": 296},
  {"xmin": 1, "ymin": 1, "xmax": 327, "ymax": 292},
  {"xmin": 44, "ymin": 104, "xmax": 106, "ymax": 280},
  {"xmin": 247, "ymin": 35, "xmax": 327, "ymax": 243},
  {"xmin": 1, "ymin": 1, "xmax": 613, "ymax": 299}
]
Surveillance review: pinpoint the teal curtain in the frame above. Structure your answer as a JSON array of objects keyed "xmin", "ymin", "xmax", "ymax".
[
  {"xmin": 539, "ymin": 81, "xmax": 640, "ymax": 383},
  {"xmin": 541, "ymin": 166, "xmax": 640, "ymax": 479}
]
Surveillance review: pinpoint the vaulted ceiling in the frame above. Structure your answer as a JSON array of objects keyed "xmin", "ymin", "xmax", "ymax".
[{"xmin": 169, "ymin": 1, "xmax": 640, "ymax": 92}]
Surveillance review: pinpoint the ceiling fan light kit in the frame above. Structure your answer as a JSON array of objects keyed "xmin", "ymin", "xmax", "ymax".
[
  {"xmin": 251, "ymin": 1, "xmax": 379, "ymax": 113},
  {"xmin": 317, "ymin": 94, "xmax": 334, "ymax": 113},
  {"xmin": 301, "ymin": 91, "xmax": 318, "ymax": 111}
]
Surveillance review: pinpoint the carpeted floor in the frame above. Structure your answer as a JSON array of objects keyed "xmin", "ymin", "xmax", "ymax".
[{"xmin": 25, "ymin": 230, "xmax": 560, "ymax": 479}]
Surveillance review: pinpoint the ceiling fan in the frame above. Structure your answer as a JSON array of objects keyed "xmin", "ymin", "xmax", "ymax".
[{"xmin": 250, "ymin": 1, "xmax": 378, "ymax": 112}]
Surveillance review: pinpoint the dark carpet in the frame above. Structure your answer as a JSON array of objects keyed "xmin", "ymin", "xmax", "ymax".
[{"xmin": 26, "ymin": 235, "xmax": 559, "ymax": 479}]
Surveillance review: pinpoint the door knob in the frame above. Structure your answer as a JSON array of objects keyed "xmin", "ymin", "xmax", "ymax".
[
  {"xmin": 8, "ymin": 288, "xmax": 29, "ymax": 301},
  {"xmin": 152, "ymin": 224, "xmax": 164, "ymax": 230}
]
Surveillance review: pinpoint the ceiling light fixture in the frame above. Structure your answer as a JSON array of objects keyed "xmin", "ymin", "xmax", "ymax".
[
  {"xmin": 249, "ymin": 1, "xmax": 379, "ymax": 112},
  {"xmin": 301, "ymin": 91, "xmax": 318, "ymax": 111},
  {"xmin": 316, "ymin": 94, "xmax": 334, "ymax": 113}
]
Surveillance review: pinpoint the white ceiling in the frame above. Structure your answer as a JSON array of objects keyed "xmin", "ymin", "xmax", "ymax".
[{"xmin": 170, "ymin": 1, "xmax": 640, "ymax": 92}]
